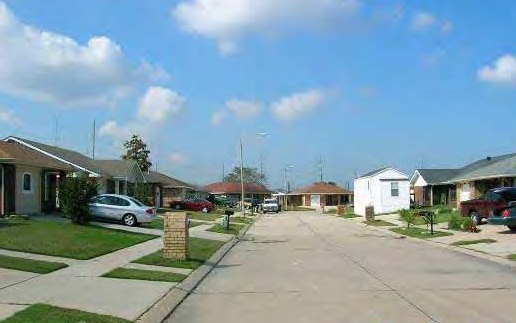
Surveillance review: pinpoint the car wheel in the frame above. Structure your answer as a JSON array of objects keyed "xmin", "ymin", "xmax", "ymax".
[
  {"xmin": 470, "ymin": 211, "xmax": 481, "ymax": 225},
  {"xmin": 201, "ymin": 207, "xmax": 209, "ymax": 213},
  {"xmin": 174, "ymin": 204, "xmax": 181, "ymax": 210},
  {"xmin": 508, "ymin": 225, "xmax": 516, "ymax": 232},
  {"xmin": 123, "ymin": 214, "xmax": 137, "ymax": 227}
]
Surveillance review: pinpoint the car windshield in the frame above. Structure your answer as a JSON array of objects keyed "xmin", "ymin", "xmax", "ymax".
[{"xmin": 129, "ymin": 197, "xmax": 146, "ymax": 207}]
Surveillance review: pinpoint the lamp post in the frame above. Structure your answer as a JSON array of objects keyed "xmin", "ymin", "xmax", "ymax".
[
  {"xmin": 256, "ymin": 132, "xmax": 269, "ymax": 185},
  {"xmin": 283, "ymin": 165, "xmax": 293, "ymax": 210},
  {"xmin": 240, "ymin": 137, "xmax": 245, "ymax": 217}
]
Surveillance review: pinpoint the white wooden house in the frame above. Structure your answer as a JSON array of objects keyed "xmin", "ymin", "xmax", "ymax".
[{"xmin": 354, "ymin": 167, "xmax": 410, "ymax": 216}]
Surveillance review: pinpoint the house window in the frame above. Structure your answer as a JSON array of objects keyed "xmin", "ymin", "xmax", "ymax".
[
  {"xmin": 391, "ymin": 182, "xmax": 399, "ymax": 197},
  {"xmin": 23, "ymin": 173, "xmax": 32, "ymax": 193}
]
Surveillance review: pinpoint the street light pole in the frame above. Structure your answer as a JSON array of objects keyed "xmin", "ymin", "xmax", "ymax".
[
  {"xmin": 240, "ymin": 137, "xmax": 245, "ymax": 217},
  {"xmin": 283, "ymin": 165, "xmax": 293, "ymax": 211}
]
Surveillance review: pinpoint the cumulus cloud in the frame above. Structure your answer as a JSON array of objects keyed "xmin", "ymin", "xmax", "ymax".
[
  {"xmin": 169, "ymin": 152, "xmax": 188, "ymax": 165},
  {"xmin": 0, "ymin": 2, "xmax": 159, "ymax": 107},
  {"xmin": 138, "ymin": 86, "xmax": 185, "ymax": 123},
  {"xmin": 270, "ymin": 89, "xmax": 326, "ymax": 122},
  {"xmin": 412, "ymin": 11, "xmax": 452, "ymax": 33},
  {"xmin": 478, "ymin": 54, "xmax": 516, "ymax": 85},
  {"xmin": 0, "ymin": 107, "xmax": 22, "ymax": 127},
  {"xmin": 226, "ymin": 99, "xmax": 262, "ymax": 119},
  {"xmin": 173, "ymin": 0, "xmax": 361, "ymax": 54}
]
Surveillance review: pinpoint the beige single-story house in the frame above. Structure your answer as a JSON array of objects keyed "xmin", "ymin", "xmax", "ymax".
[
  {"xmin": 0, "ymin": 141, "xmax": 73, "ymax": 215},
  {"xmin": 146, "ymin": 171, "xmax": 208, "ymax": 208},
  {"xmin": 288, "ymin": 182, "xmax": 354, "ymax": 209}
]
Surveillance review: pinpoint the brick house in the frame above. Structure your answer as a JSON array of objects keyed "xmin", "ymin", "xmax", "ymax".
[{"xmin": 288, "ymin": 182, "xmax": 353, "ymax": 209}]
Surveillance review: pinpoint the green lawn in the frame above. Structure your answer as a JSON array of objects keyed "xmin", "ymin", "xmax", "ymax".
[
  {"xmin": 363, "ymin": 220, "xmax": 396, "ymax": 226},
  {"xmin": 208, "ymin": 223, "xmax": 245, "ymax": 235},
  {"xmin": 142, "ymin": 218, "xmax": 204, "ymax": 230},
  {"xmin": 390, "ymin": 227, "xmax": 453, "ymax": 239},
  {"xmin": 133, "ymin": 237, "xmax": 225, "ymax": 270},
  {"xmin": 508, "ymin": 254, "xmax": 516, "ymax": 261},
  {"xmin": 339, "ymin": 213, "xmax": 360, "ymax": 219},
  {"xmin": 157, "ymin": 208, "xmax": 224, "ymax": 221},
  {"xmin": 451, "ymin": 239, "xmax": 497, "ymax": 246},
  {"xmin": 0, "ymin": 219, "xmax": 158, "ymax": 260},
  {"xmin": 413, "ymin": 210, "xmax": 460, "ymax": 225},
  {"xmin": 228, "ymin": 217, "xmax": 254, "ymax": 225},
  {"xmin": 0, "ymin": 255, "xmax": 67, "ymax": 274},
  {"xmin": 2, "ymin": 304, "xmax": 130, "ymax": 323},
  {"xmin": 103, "ymin": 267, "xmax": 186, "ymax": 283}
]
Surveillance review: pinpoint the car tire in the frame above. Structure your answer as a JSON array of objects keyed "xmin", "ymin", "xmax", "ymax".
[
  {"xmin": 123, "ymin": 214, "xmax": 137, "ymax": 227},
  {"xmin": 201, "ymin": 207, "xmax": 209, "ymax": 213},
  {"xmin": 508, "ymin": 225, "xmax": 516, "ymax": 232},
  {"xmin": 470, "ymin": 211, "xmax": 481, "ymax": 225}
]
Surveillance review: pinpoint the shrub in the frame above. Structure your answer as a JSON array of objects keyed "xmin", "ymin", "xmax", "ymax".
[
  {"xmin": 60, "ymin": 175, "xmax": 98, "ymax": 225},
  {"xmin": 399, "ymin": 209, "xmax": 417, "ymax": 229},
  {"xmin": 448, "ymin": 213, "xmax": 463, "ymax": 230},
  {"xmin": 462, "ymin": 218, "xmax": 479, "ymax": 233}
]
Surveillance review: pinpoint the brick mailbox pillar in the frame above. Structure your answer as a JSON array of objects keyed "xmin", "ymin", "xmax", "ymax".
[
  {"xmin": 365, "ymin": 205, "xmax": 375, "ymax": 222},
  {"xmin": 163, "ymin": 212, "xmax": 189, "ymax": 260}
]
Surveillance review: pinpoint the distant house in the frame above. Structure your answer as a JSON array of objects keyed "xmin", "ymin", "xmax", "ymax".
[
  {"xmin": 0, "ymin": 141, "xmax": 73, "ymax": 215},
  {"xmin": 203, "ymin": 182, "xmax": 273, "ymax": 201},
  {"xmin": 410, "ymin": 169, "xmax": 461, "ymax": 206},
  {"xmin": 354, "ymin": 167, "xmax": 410, "ymax": 216},
  {"xmin": 288, "ymin": 182, "xmax": 353, "ymax": 209},
  {"xmin": 146, "ymin": 171, "xmax": 207, "ymax": 208}
]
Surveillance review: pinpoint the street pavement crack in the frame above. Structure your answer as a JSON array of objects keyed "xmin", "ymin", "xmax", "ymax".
[{"xmin": 295, "ymin": 215, "xmax": 440, "ymax": 323}]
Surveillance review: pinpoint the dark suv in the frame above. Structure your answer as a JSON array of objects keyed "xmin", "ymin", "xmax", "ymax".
[{"xmin": 460, "ymin": 187, "xmax": 516, "ymax": 226}]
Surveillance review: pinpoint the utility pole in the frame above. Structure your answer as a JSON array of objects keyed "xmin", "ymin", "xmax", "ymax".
[
  {"xmin": 222, "ymin": 163, "xmax": 225, "ymax": 181},
  {"xmin": 283, "ymin": 165, "xmax": 293, "ymax": 210},
  {"xmin": 318, "ymin": 156, "xmax": 324, "ymax": 182},
  {"xmin": 92, "ymin": 119, "xmax": 96, "ymax": 160},
  {"xmin": 240, "ymin": 138, "xmax": 245, "ymax": 217}
]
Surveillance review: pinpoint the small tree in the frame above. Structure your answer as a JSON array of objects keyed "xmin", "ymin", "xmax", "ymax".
[
  {"xmin": 122, "ymin": 134, "xmax": 152, "ymax": 173},
  {"xmin": 399, "ymin": 209, "xmax": 417, "ymax": 229},
  {"xmin": 129, "ymin": 183, "xmax": 153, "ymax": 206},
  {"xmin": 60, "ymin": 175, "xmax": 98, "ymax": 225},
  {"xmin": 223, "ymin": 166, "xmax": 267, "ymax": 185}
]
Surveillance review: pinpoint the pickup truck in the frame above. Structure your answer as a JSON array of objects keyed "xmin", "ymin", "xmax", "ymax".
[
  {"xmin": 262, "ymin": 198, "xmax": 279, "ymax": 214},
  {"xmin": 460, "ymin": 187, "xmax": 516, "ymax": 226}
]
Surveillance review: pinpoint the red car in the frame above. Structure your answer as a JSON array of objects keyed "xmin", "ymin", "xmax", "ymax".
[{"xmin": 170, "ymin": 198, "xmax": 214, "ymax": 213}]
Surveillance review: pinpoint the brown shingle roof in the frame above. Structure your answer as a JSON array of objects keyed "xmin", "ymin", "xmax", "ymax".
[
  {"xmin": 203, "ymin": 182, "xmax": 273, "ymax": 195},
  {"xmin": 0, "ymin": 141, "xmax": 73, "ymax": 170},
  {"xmin": 290, "ymin": 182, "xmax": 353, "ymax": 195},
  {"xmin": 146, "ymin": 171, "xmax": 206, "ymax": 192}
]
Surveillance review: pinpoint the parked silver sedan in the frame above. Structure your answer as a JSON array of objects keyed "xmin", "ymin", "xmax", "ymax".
[{"xmin": 89, "ymin": 194, "xmax": 156, "ymax": 226}]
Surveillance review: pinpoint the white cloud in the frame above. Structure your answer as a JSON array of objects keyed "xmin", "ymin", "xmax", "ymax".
[
  {"xmin": 270, "ymin": 89, "xmax": 326, "ymax": 122},
  {"xmin": 478, "ymin": 54, "xmax": 516, "ymax": 85},
  {"xmin": 226, "ymin": 99, "xmax": 262, "ymax": 119},
  {"xmin": 210, "ymin": 110, "xmax": 227, "ymax": 126},
  {"xmin": 412, "ymin": 11, "xmax": 451, "ymax": 33},
  {"xmin": 0, "ymin": 107, "xmax": 22, "ymax": 127},
  {"xmin": 169, "ymin": 152, "xmax": 187, "ymax": 165},
  {"xmin": 138, "ymin": 86, "xmax": 185, "ymax": 123},
  {"xmin": 173, "ymin": 0, "xmax": 361, "ymax": 54},
  {"xmin": 0, "ymin": 2, "xmax": 159, "ymax": 107}
]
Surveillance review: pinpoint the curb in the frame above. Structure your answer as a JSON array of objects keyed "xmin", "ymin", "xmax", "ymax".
[
  {"xmin": 135, "ymin": 215, "xmax": 258, "ymax": 323},
  {"xmin": 359, "ymin": 221, "xmax": 516, "ymax": 270}
]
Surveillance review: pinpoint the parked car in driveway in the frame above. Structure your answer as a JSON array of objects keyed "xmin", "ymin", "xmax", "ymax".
[
  {"xmin": 460, "ymin": 187, "xmax": 516, "ymax": 225},
  {"xmin": 170, "ymin": 197, "xmax": 214, "ymax": 213},
  {"xmin": 487, "ymin": 206, "xmax": 516, "ymax": 231},
  {"xmin": 89, "ymin": 194, "xmax": 156, "ymax": 227},
  {"xmin": 262, "ymin": 198, "xmax": 279, "ymax": 214}
]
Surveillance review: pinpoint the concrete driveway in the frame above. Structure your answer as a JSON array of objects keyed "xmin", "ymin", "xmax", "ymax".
[{"xmin": 167, "ymin": 211, "xmax": 516, "ymax": 323}]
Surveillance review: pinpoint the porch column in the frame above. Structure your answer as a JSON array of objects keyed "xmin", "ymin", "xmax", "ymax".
[
  {"xmin": 115, "ymin": 179, "xmax": 120, "ymax": 195},
  {"xmin": 430, "ymin": 185, "xmax": 434, "ymax": 206},
  {"xmin": 123, "ymin": 180, "xmax": 128, "ymax": 195},
  {"xmin": 55, "ymin": 174, "xmax": 60, "ymax": 209}
]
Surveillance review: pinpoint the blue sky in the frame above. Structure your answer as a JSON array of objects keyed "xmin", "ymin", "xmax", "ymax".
[{"xmin": 0, "ymin": 0, "xmax": 515, "ymax": 190}]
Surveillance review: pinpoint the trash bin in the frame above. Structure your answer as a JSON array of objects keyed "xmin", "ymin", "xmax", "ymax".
[{"xmin": 365, "ymin": 205, "xmax": 375, "ymax": 222}]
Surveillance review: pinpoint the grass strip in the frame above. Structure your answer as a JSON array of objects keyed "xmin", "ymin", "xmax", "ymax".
[
  {"xmin": 2, "ymin": 303, "xmax": 130, "ymax": 323},
  {"xmin": 0, "ymin": 254, "xmax": 67, "ymax": 274},
  {"xmin": 208, "ymin": 223, "xmax": 245, "ymax": 235},
  {"xmin": 451, "ymin": 239, "xmax": 497, "ymax": 246},
  {"xmin": 363, "ymin": 220, "xmax": 396, "ymax": 226},
  {"xmin": 103, "ymin": 267, "xmax": 186, "ymax": 283},
  {"xmin": 390, "ymin": 227, "xmax": 453, "ymax": 239},
  {"xmin": 133, "ymin": 237, "xmax": 225, "ymax": 270}
]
